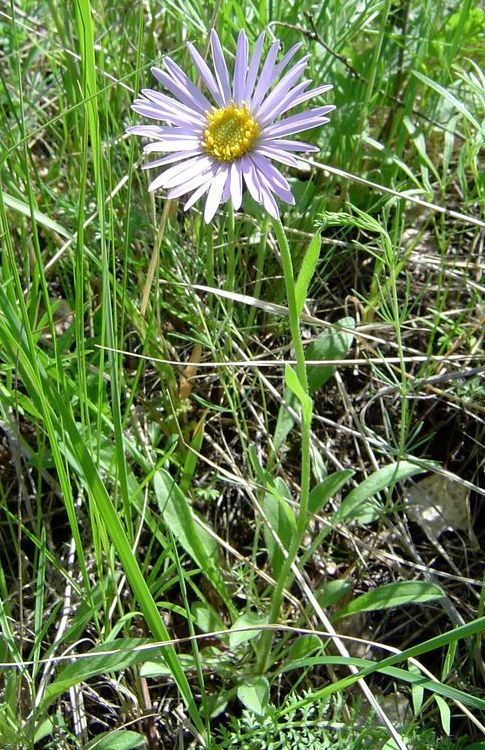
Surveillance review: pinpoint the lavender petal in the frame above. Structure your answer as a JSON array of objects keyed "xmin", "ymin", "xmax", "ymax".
[
  {"xmin": 241, "ymin": 156, "xmax": 262, "ymax": 204},
  {"xmin": 126, "ymin": 124, "xmax": 167, "ymax": 138},
  {"xmin": 229, "ymin": 161, "xmax": 243, "ymax": 210},
  {"xmin": 166, "ymin": 167, "xmax": 214, "ymax": 199},
  {"xmin": 142, "ymin": 150, "xmax": 202, "ymax": 170},
  {"xmin": 140, "ymin": 89, "xmax": 206, "ymax": 125},
  {"xmin": 184, "ymin": 181, "xmax": 212, "ymax": 212},
  {"xmin": 263, "ymin": 113, "xmax": 331, "ymax": 139},
  {"xmin": 210, "ymin": 30, "xmax": 232, "ymax": 105},
  {"xmin": 243, "ymin": 31, "xmax": 265, "ymax": 101},
  {"xmin": 250, "ymin": 40, "xmax": 280, "ymax": 111},
  {"xmin": 187, "ymin": 42, "xmax": 225, "ymax": 107},
  {"xmin": 233, "ymin": 30, "xmax": 249, "ymax": 106},
  {"xmin": 204, "ymin": 166, "xmax": 228, "ymax": 222},
  {"xmin": 250, "ymin": 152, "xmax": 291, "ymax": 191},
  {"xmin": 288, "ymin": 84, "xmax": 333, "ymax": 110},
  {"xmin": 259, "ymin": 137, "xmax": 318, "ymax": 152},
  {"xmin": 252, "ymin": 158, "xmax": 295, "ymax": 205},
  {"xmin": 255, "ymin": 174, "xmax": 280, "ymax": 219},
  {"xmin": 132, "ymin": 101, "xmax": 203, "ymax": 131},
  {"xmin": 256, "ymin": 145, "xmax": 300, "ymax": 167},
  {"xmin": 163, "ymin": 58, "xmax": 213, "ymax": 112},
  {"xmin": 151, "ymin": 155, "xmax": 213, "ymax": 191},
  {"xmin": 151, "ymin": 66, "xmax": 209, "ymax": 114},
  {"xmin": 254, "ymin": 58, "xmax": 309, "ymax": 120},
  {"xmin": 272, "ymin": 42, "xmax": 303, "ymax": 80}
]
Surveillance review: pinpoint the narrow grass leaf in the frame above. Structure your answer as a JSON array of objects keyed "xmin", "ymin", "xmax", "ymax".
[
  {"xmin": 2, "ymin": 191, "xmax": 72, "ymax": 240},
  {"xmin": 413, "ymin": 70, "xmax": 483, "ymax": 134},
  {"xmin": 409, "ymin": 661, "xmax": 424, "ymax": 716},
  {"xmin": 0, "ymin": 288, "xmax": 201, "ymax": 732},
  {"xmin": 280, "ymin": 616, "xmax": 485, "ymax": 715},
  {"xmin": 282, "ymin": 655, "xmax": 485, "ymax": 712}
]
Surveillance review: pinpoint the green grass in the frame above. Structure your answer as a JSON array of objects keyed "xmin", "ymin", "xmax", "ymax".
[{"xmin": 0, "ymin": 0, "xmax": 484, "ymax": 748}]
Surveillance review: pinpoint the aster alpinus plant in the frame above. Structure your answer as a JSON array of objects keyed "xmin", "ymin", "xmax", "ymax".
[
  {"xmin": 127, "ymin": 28, "xmax": 334, "ymax": 674},
  {"xmin": 126, "ymin": 29, "xmax": 334, "ymax": 222}
]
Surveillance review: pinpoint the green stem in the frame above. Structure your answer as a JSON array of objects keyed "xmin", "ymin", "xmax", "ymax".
[
  {"xmin": 246, "ymin": 215, "xmax": 270, "ymax": 331},
  {"xmin": 257, "ymin": 218, "xmax": 312, "ymax": 674},
  {"xmin": 273, "ymin": 219, "xmax": 308, "ymax": 389},
  {"xmin": 226, "ymin": 201, "xmax": 236, "ymax": 292}
]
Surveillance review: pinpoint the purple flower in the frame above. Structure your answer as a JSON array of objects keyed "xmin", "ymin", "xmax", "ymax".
[{"xmin": 127, "ymin": 30, "xmax": 334, "ymax": 223}]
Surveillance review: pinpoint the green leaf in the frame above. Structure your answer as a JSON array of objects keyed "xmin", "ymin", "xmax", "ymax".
[
  {"xmin": 287, "ymin": 635, "xmax": 323, "ymax": 662},
  {"xmin": 33, "ymin": 717, "xmax": 55, "ymax": 744},
  {"xmin": 337, "ymin": 461, "xmax": 426, "ymax": 524},
  {"xmin": 295, "ymin": 232, "xmax": 321, "ymax": 316},
  {"xmin": 317, "ymin": 579, "xmax": 352, "ymax": 609},
  {"xmin": 409, "ymin": 661, "xmax": 424, "ymax": 716},
  {"xmin": 334, "ymin": 581, "xmax": 444, "ymax": 620},
  {"xmin": 309, "ymin": 470, "xmax": 354, "ymax": 515},
  {"xmin": 442, "ymin": 639, "xmax": 457, "ymax": 681},
  {"xmin": 45, "ymin": 638, "xmax": 151, "ymax": 706},
  {"xmin": 237, "ymin": 676, "xmax": 270, "ymax": 715},
  {"xmin": 262, "ymin": 477, "xmax": 295, "ymax": 578},
  {"xmin": 284, "ymin": 364, "xmax": 311, "ymax": 422},
  {"xmin": 229, "ymin": 612, "xmax": 267, "ymax": 650},
  {"xmin": 281, "ymin": 650, "xmax": 485, "ymax": 712},
  {"xmin": 140, "ymin": 653, "xmax": 195, "ymax": 678},
  {"xmin": 84, "ymin": 730, "xmax": 147, "ymax": 749},
  {"xmin": 154, "ymin": 470, "xmax": 230, "ymax": 611},
  {"xmin": 274, "ymin": 318, "xmax": 355, "ymax": 453},
  {"xmin": 2, "ymin": 191, "xmax": 72, "ymax": 241},
  {"xmin": 306, "ymin": 318, "xmax": 355, "ymax": 395},
  {"xmin": 413, "ymin": 70, "xmax": 483, "ymax": 134},
  {"xmin": 154, "ymin": 470, "xmax": 217, "ymax": 563},
  {"xmin": 434, "ymin": 695, "xmax": 451, "ymax": 735},
  {"xmin": 192, "ymin": 601, "xmax": 227, "ymax": 635},
  {"xmin": 0, "ymin": 287, "xmax": 201, "ymax": 733}
]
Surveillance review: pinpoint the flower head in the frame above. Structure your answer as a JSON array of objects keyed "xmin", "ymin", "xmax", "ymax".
[{"xmin": 127, "ymin": 30, "xmax": 334, "ymax": 222}]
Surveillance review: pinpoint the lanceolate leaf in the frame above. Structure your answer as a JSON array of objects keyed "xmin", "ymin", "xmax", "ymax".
[
  {"xmin": 274, "ymin": 318, "xmax": 355, "ymax": 453},
  {"xmin": 154, "ymin": 470, "xmax": 233, "ymax": 614},
  {"xmin": 295, "ymin": 232, "xmax": 322, "ymax": 316},
  {"xmin": 84, "ymin": 730, "xmax": 146, "ymax": 749},
  {"xmin": 309, "ymin": 470, "xmax": 354, "ymax": 515},
  {"xmin": 45, "ymin": 639, "xmax": 153, "ymax": 706},
  {"xmin": 334, "ymin": 581, "xmax": 444, "ymax": 620},
  {"xmin": 337, "ymin": 461, "xmax": 426, "ymax": 524},
  {"xmin": 262, "ymin": 477, "xmax": 296, "ymax": 578}
]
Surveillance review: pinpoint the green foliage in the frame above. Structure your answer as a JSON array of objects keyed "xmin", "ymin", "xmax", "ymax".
[
  {"xmin": 212, "ymin": 690, "xmax": 479, "ymax": 750},
  {"xmin": 0, "ymin": 0, "xmax": 483, "ymax": 747}
]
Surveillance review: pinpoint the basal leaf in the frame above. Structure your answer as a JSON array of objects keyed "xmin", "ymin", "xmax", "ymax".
[{"xmin": 334, "ymin": 581, "xmax": 444, "ymax": 620}]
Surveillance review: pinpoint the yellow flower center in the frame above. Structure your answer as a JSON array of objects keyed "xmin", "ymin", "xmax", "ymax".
[{"xmin": 202, "ymin": 103, "xmax": 260, "ymax": 162}]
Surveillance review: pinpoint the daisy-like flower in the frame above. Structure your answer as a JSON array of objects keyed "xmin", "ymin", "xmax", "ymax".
[{"xmin": 127, "ymin": 29, "xmax": 334, "ymax": 222}]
